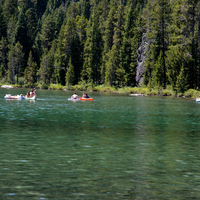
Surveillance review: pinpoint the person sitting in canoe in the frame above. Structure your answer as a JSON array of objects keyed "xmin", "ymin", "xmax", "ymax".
[
  {"xmin": 71, "ymin": 92, "xmax": 80, "ymax": 99},
  {"xmin": 85, "ymin": 93, "xmax": 90, "ymax": 98},
  {"xmin": 82, "ymin": 92, "xmax": 90, "ymax": 98},
  {"xmin": 82, "ymin": 93, "xmax": 86, "ymax": 98},
  {"xmin": 30, "ymin": 89, "xmax": 37, "ymax": 98},
  {"xmin": 26, "ymin": 91, "xmax": 30, "ymax": 97}
]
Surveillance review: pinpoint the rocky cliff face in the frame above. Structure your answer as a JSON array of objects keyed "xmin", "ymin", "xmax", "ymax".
[{"xmin": 136, "ymin": 33, "xmax": 150, "ymax": 85}]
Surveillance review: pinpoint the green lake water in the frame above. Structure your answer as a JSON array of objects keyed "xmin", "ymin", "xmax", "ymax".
[{"xmin": 1, "ymin": 88, "xmax": 200, "ymax": 199}]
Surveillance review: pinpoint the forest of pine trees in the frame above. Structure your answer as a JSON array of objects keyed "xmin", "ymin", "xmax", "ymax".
[{"xmin": 0, "ymin": 0, "xmax": 200, "ymax": 92}]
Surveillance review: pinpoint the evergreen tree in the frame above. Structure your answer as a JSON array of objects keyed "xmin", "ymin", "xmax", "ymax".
[
  {"xmin": 7, "ymin": 45, "xmax": 15, "ymax": 83},
  {"xmin": 151, "ymin": 51, "xmax": 164, "ymax": 87},
  {"xmin": 143, "ymin": 0, "xmax": 170, "ymax": 88},
  {"xmin": 105, "ymin": 3, "xmax": 124, "ymax": 86},
  {"xmin": 81, "ymin": 0, "xmax": 90, "ymax": 20},
  {"xmin": 97, "ymin": 0, "xmax": 109, "ymax": 34},
  {"xmin": 176, "ymin": 64, "xmax": 189, "ymax": 93},
  {"xmin": 101, "ymin": 6, "xmax": 116, "ymax": 82},
  {"xmin": 3, "ymin": 0, "xmax": 18, "ymax": 23},
  {"xmin": 7, "ymin": 17, "xmax": 17, "ymax": 46},
  {"xmin": 48, "ymin": 40, "xmax": 57, "ymax": 83},
  {"xmin": 14, "ymin": 42, "xmax": 24, "ymax": 84},
  {"xmin": 0, "ymin": 4, "xmax": 7, "ymax": 39},
  {"xmin": 38, "ymin": 50, "xmax": 49, "ymax": 84},
  {"xmin": 54, "ymin": 6, "xmax": 65, "ymax": 36},
  {"xmin": 120, "ymin": 3, "xmax": 140, "ymax": 86},
  {"xmin": 166, "ymin": 46, "xmax": 183, "ymax": 90},
  {"xmin": 56, "ymin": 17, "xmax": 81, "ymax": 85},
  {"xmin": 168, "ymin": 0, "xmax": 196, "ymax": 90},
  {"xmin": 0, "ymin": 37, "xmax": 8, "ymax": 78},
  {"xmin": 105, "ymin": 45, "xmax": 117, "ymax": 86},
  {"xmin": 13, "ymin": 8, "xmax": 29, "ymax": 67},
  {"xmin": 24, "ymin": 51, "xmax": 38, "ymax": 85},
  {"xmin": 196, "ymin": 2, "xmax": 200, "ymax": 89},
  {"xmin": 40, "ymin": 14, "xmax": 55, "ymax": 53},
  {"xmin": 76, "ymin": 15, "xmax": 87, "ymax": 62},
  {"xmin": 143, "ymin": 43, "xmax": 155, "ymax": 87},
  {"xmin": 14, "ymin": 8, "xmax": 27, "ymax": 41},
  {"xmin": 81, "ymin": 7, "xmax": 103, "ymax": 84},
  {"xmin": 66, "ymin": 1, "xmax": 81, "ymax": 19},
  {"xmin": 25, "ymin": 0, "xmax": 38, "ymax": 46},
  {"xmin": 38, "ymin": 41, "xmax": 56, "ymax": 84},
  {"xmin": 36, "ymin": 0, "xmax": 48, "ymax": 19},
  {"xmin": 32, "ymin": 31, "xmax": 42, "ymax": 68},
  {"xmin": 65, "ymin": 58, "xmax": 75, "ymax": 86},
  {"xmin": 166, "ymin": 46, "xmax": 192, "ymax": 91}
]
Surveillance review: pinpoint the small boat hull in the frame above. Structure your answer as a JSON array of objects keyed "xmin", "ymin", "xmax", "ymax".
[
  {"xmin": 196, "ymin": 98, "xmax": 200, "ymax": 102},
  {"xmin": 68, "ymin": 98, "xmax": 80, "ymax": 101},
  {"xmin": 25, "ymin": 96, "xmax": 36, "ymax": 100},
  {"xmin": 80, "ymin": 98, "xmax": 93, "ymax": 101},
  {"xmin": 4, "ymin": 94, "xmax": 25, "ymax": 100}
]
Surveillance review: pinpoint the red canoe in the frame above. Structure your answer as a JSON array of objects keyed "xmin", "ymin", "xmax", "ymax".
[{"xmin": 80, "ymin": 98, "xmax": 93, "ymax": 101}]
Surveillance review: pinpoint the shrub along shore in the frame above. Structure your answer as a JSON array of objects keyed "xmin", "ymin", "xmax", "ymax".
[{"xmin": 1, "ymin": 83, "xmax": 200, "ymax": 99}]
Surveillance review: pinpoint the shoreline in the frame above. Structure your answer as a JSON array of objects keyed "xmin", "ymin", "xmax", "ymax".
[{"xmin": 1, "ymin": 84, "xmax": 200, "ymax": 99}]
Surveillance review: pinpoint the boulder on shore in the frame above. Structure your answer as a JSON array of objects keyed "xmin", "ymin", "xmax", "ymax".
[{"xmin": 1, "ymin": 85, "xmax": 13, "ymax": 89}]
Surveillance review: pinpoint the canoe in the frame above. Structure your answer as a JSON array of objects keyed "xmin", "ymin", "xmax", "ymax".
[
  {"xmin": 68, "ymin": 98, "xmax": 80, "ymax": 101},
  {"xmin": 25, "ymin": 95, "xmax": 36, "ymax": 100},
  {"xmin": 4, "ymin": 94, "xmax": 25, "ymax": 100},
  {"xmin": 80, "ymin": 98, "xmax": 93, "ymax": 101}
]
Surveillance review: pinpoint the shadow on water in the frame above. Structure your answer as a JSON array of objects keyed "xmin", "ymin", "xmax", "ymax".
[{"xmin": 0, "ymin": 89, "xmax": 200, "ymax": 199}]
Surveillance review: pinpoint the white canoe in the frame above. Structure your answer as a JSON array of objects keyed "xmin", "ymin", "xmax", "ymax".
[
  {"xmin": 68, "ymin": 98, "xmax": 80, "ymax": 101},
  {"xmin": 25, "ymin": 95, "xmax": 36, "ymax": 100},
  {"xmin": 4, "ymin": 94, "xmax": 25, "ymax": 100}
]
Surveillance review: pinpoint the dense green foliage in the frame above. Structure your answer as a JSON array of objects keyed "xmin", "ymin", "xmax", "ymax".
[{"xmin": 0, "ymin": 0, "xmax": 200, "ymax": 93}]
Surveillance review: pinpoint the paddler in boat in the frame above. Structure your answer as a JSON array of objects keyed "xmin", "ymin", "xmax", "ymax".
[
  {"xmin": 26, "ymin": 91, "xmax": 30, "ymax": 97},
  {"xmin": 82, "ymin": 92, "xmax": 90, "ymax": 98},
  {"xmin": 85, "ymin": 93, "xmax": 90, "ymax": 98},
  {"xmin": 82, "ymin": 92, "xmax": 86, "ymax": 98},
  {"xmin": 30, "ymin": 89, "xmax": 37, "ymax": 98},
  {"xmin": 71, "ymin": 92, "xmax": 80, "ymax": 99}
]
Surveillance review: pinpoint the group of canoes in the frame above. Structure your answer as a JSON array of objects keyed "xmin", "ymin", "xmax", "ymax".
[
  {"xmin": 4, "ymin": 89, "xmax": 37, "ymax": 100},
  {"xmin": 4, "ymin": 90, "xmax": 93, "ymax": 101}
]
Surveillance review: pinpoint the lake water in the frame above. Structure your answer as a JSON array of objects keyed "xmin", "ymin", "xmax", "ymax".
[{"xmin": 0, "ymin": 88, "xmax": 200, "ymax": 199}]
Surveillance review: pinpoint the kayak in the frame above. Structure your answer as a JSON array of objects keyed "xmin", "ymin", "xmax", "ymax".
[
  {"xmin": 68, "ymin": 98, "xmax": 80, "ymax": 101},
  {"xmin": 80, "ymin": 98, "xmax": 93, "ymax": 101},
  {"xmin": 196, "ymin": 98, "xmax": 200, "ymax": 102},
  {"xmin": 4, "ymin": 94, "xmax": 25, "ymax": 100},
  {"xmin": 25, "ymin": 95, "xmax": 36, "ymax": 100}
]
